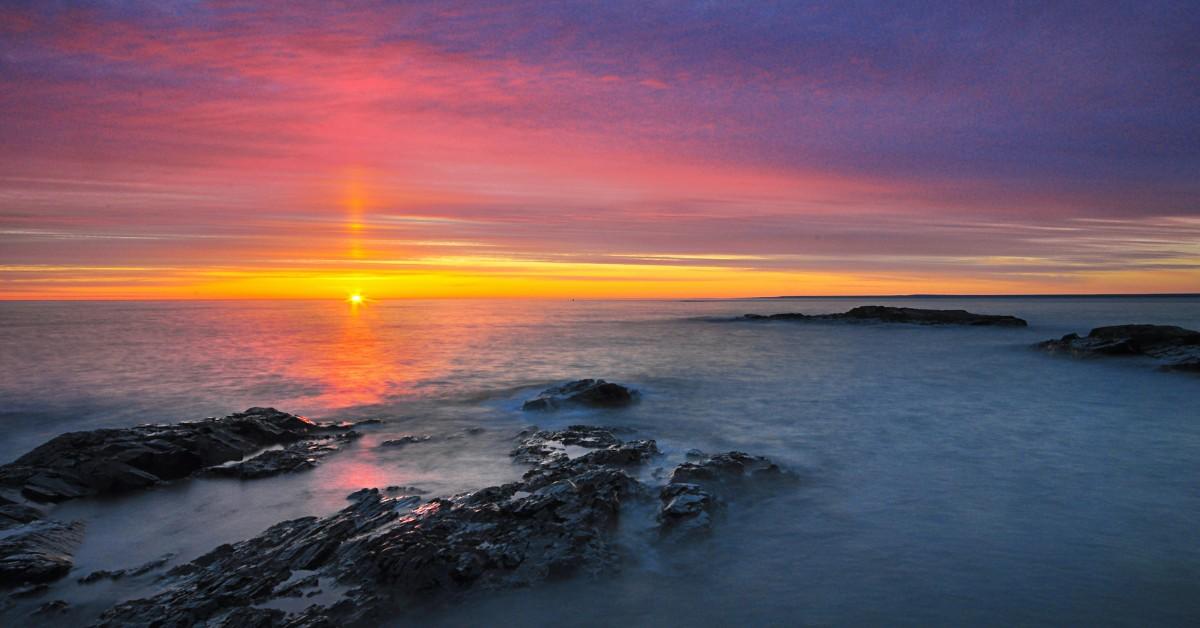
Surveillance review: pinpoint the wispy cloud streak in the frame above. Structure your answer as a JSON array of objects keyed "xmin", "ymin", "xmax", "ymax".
[{"xmin": 1, "ymin": 1, "xmax": 1197, "ymax": 297}]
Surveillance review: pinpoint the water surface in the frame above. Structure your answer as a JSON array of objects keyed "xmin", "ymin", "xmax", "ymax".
[{"xmin": 1, "ymin": 297, "xmax": 1197, "ymax": 625}]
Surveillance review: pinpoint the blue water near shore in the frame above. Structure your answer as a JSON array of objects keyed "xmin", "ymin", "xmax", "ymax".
[{"xmin": 1, "ymin": 297, "xmax": 1198, "ymax": 625}]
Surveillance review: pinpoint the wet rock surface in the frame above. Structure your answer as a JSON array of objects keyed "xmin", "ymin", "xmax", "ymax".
[
  {"xmin": 656, "ymin": 451, "xmax": 788, "ymax": 540},
  {"xmin": 0, "ymin": 408, "xmax": 369, "ymax": 589},
  {"xmin": 522, "ymin": 379, "xmax": 637, "ymax": 411},
  {"xmin": 78, "ymin": 553, "xmax": 176, "ymax": 585},
  {"xmin": 204, "ymin": 432, "xmax": 361, "ymax": 480},
  {"xmin": 0, "ymin": 520, "xmax": 85, "ymax": 586},
  {"xmin": 0, "ymin": 408, "xmax": 349, "ymax": 504},
  {"xmin": 743, "ymin": 305, "xmax": 1028, "ymax": 327},
  {"xmin": 1037, "ymin": 324, "xmax": 1200, "ymax": 371},
  {"xmin": 94, "ymin": 424, "xmax": 788, "ymax": 627}
]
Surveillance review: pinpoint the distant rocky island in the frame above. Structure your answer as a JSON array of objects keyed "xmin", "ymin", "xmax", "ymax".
[
  {"xmin": 1037, "ymin": 324, "xmax": 1200, "ymax": 372},
  {"xmin": 742, "ymin": 305, "xmax": 1028, "ymax": 327}
]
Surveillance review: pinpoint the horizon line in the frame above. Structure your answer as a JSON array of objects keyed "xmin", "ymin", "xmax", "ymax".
[{"xmin": 1, "ymin": 292, "xmax": 1198, "ymax": 303}]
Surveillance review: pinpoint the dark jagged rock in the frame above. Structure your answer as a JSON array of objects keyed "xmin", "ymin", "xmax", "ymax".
[
  {"xmin": 204, "ymin": 432, "xmax": 361, "ymax": 480},
  {"xmin": 657, "ymin": 483, "xmax": 716, "ymax": 538},
  {"xmin": 743, "ymin": 305, "xmax": 1028, "ymax": 327},
  {"xmin": 0, "ymin": 408, "xmax": 335, "ymax": 504},
  {"xmin": 1037, "ymin": 324, "xmax": 1200, "ymax": 372},
  {"xmin": 511, "ymin": 425, "xmax": 625, "ymax": 462},
  {"xmin": 522, "ymin": 379, "xmax": 637, "ymax": 411},
  {"xmin": 0, "ymin": 408, "xmax": 362, "ymax": 589},
  {"xmin": 379, "ymin": 435, "xmax": 432, "ymax": 448},
  {"xmin": 78, "ymin": 553, "xmax": 176, "ymax": 585},
  {"xmin": 0, "ymin": 503, "xmax": 44, "ymax": 531},
  {"xmin": 657, "ymin": 451, "xmax": 792, "ymax": 540},
  {"xmin": 669, "ymin": 451, "xmax": 785, "ymax": 488},
  {"xmin": 96, "ymin": 426, "xmax": 784, "ymax": 627},
  {"xmin": 0, "ymin": 520, "xmax": 85, "ymax": 586},
  {"xmin": 33, "ymin": 599, "xmax": 68, "ymax": 615}
]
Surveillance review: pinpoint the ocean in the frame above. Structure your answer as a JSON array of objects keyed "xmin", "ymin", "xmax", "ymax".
[{"xmin": 1, "ymin": 296, "xmax": 1198, "ymax": 625}]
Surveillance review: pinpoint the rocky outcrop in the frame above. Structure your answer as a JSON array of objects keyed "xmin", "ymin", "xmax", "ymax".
[
  {"xmin": 95, "ymin": 425, "xmax": 787, "ymax": 627},
  {"xmin": 0, "ymin": 408, "xmax": 367, "ymax": 590},
  {"xmin": 743, "ymin": 305, "xmax": 1028, "ymax": 327},
  {"xmin": 204, "ymin": 432, "xmax": 361, "ymax": 480},
  {"xmin": 1037, "ymin": 324, "xmax": 1200, "ymax": 371},
  {"xmin": 521, "ymin": 379, "xmax": 637, "ymax": 411},
  {"xmin": 0, "ymin": 520, "xmax": 85, "ymax": 586},
  {"xmin": 656, "ymin": 450, "xmax": 787, "ymax": 539},
  {"xmin": 0, "ymin": 497, "xmax": 43, "ymax": 531},
  {"xmin": 0, "ymin": 408, "xmax": 358, "ymax": 504},
  {"xmin": 78, "ymin": 553, "xmax": 175, "ymax": 585}
]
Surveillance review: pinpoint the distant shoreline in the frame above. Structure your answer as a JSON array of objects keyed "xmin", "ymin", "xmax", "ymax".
[{"xmin": 748, "ymin": 293, "xmax": 1200, "ymax": 300}]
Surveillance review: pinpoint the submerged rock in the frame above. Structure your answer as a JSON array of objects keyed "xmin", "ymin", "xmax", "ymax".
[
  {"xmin": 1037, "ymin": 324, "xmax": 1200, "ymax": 372},
  {"xmin": 96, "ymin": 425, "xmax": 786, "ymax": 626},
  {"xmin": 379, "ymin": 435, "xmax": 432, "ymax": 448},
  {"xmin": 522, "ymin": 379, "xmax": 637, "ymax": 411},
  {"xmin": 743, "ymin": 305, "xmax": 1028, "ymax": 327},
  {"xmin": 0, "ymin": 520, "xmax": 85, "ymax": 586},
  {"xmin": 33, "ymin": 599, "xmax": 69, "ymax": 616}
]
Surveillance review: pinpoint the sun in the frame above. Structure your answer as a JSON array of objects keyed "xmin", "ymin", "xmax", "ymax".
[{"xmin": 348, "ymin": 293, "xmax": 364, "ymax": 305}]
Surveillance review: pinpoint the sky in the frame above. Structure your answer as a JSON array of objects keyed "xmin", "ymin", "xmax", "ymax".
[{"xmin": 1, "ymin": 0, "xmax": 1198, "ymax": 299}]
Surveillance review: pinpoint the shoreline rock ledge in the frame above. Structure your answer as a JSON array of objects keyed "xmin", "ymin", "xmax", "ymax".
[
  {"xmin": 743, "ymin": 305, "xmax": 1028, "ymax": 327},
  {"xmin": 0, "ymin": 408, "xmax": 368, "ymax": 589},
  {"xmin": 0, "ymin": 407, "xmax": 360, "ymax": 505},
  {"xmin": 1036, "ymin": 324, "xmax": 1200, "ymax": 372}
]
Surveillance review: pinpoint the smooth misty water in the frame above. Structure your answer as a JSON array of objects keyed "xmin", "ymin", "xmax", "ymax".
[{"xmin": 1, "ymin": 297, "xmax": 1198, "ymax": 626}]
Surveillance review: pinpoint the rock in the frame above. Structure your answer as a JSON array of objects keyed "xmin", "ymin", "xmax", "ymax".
[
  {"xmin": 96, "ymin": 425, "xmax": 784, "ymax": 626},
  {"xmin": 658, "ymin": 483, "xmax": 716, "ymax": 538},
  {"xmin": 1037, "ymin": 324, "xmax": 1200, "ymax": 372},
  {"xmin": 378, "ymin": 435, "xmax": 431, "ymax": 448},
  {"xmin": 0, "ymin": 520, "xmax": 86, "ymax": 586},
  {"xmin": 511, "ymin": 424, "xmax": 628, "ymax": 463},
  {"xmin": 743, "ymin": 305, "xmax": 1028, "ymax": 327},
  {"xmin": 657, "ymin": 452, "xmax": 793, "ymax": 541},
  {"xmin": 0, "ymin": 408, "xmax": 353, "ymax": 504},
  {"xmin": 522, "ymin": 379, "xmax": 637, "ymax": 411},
  {"xmin": 0, "ymin": 503, "xmax": 44, "ymax": 530},
  {"xmin": 204, "ymin": 432, "xmax": 360, "ymax": 480},
  {"xmin": 668, "ymin": 451, "xmax": 785, "ymax": 489},
  {"xmin": 32, "ymin": 599, "xmax": 68, "ymax": 615},
  {"xmin": 78, "ymin": 553, "xmax": 175, "ymax": 584},
  {"xmin": 8, "ymin": 583, "xmax": 48, "ymax": 598}
]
